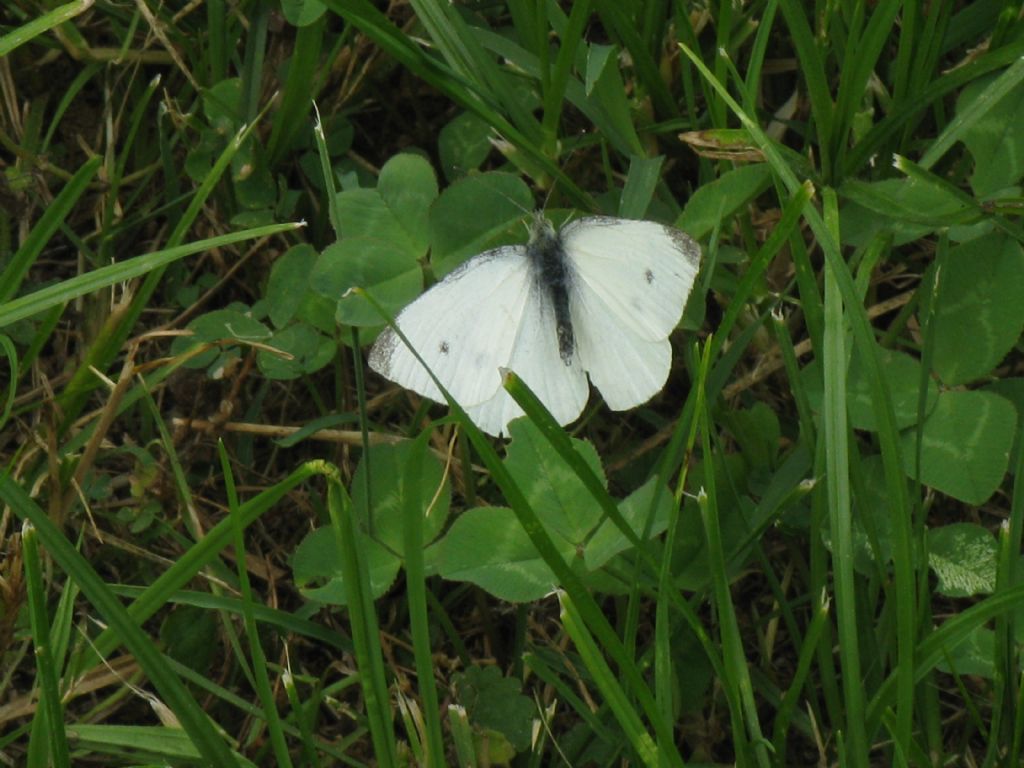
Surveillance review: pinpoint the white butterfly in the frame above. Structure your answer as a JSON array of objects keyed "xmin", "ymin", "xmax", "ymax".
[{"xmin": 369, "ymin": 213, "xmax": 701, "ymax": 437}]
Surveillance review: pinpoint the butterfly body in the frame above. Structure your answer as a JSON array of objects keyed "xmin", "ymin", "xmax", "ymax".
[
  {"xmin": 526, "ymin": 215, "xmax": 576, "ymax": 363},
  {"xmin": 369, "ymin": 214, "xmax": 701, "ymax": 436}
]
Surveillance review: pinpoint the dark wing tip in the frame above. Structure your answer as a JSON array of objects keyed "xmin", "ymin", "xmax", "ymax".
[
  {"xmin": 368, "ymin": 328, "xmax": 398, "ymax": 376},
  {"xmin": 664, "ymin": 226, "xmax": 702, "ymax": 268}
]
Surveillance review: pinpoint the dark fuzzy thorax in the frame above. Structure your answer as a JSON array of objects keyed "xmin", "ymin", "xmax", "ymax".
[{"xmin": 527, "ymin": 222, "xmax": 575, "ymax": 365}]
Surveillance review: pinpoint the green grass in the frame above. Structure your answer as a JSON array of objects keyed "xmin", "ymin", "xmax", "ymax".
[{"xmin": 2, "ymin": 1, "xmax": 1024, "ymax": 765}]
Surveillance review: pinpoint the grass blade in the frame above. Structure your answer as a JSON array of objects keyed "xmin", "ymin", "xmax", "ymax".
[
  {"xmin": 821, "ymin": 188, "xmax": 868, "ymax": 767},
  {"xmin": 680, "ymin": 44, "xmax": 916, "ymax": 754},
  {"xmin": 22, "ymin": 522, "xmax": 71, "ymax": 768},
  {"xmin": 0, "ymin": 478, "xmax": 243, "ymax": 766},
  {"xmin": 0, "ymin": 223, "xmax": 302, "ymax": 329},
  {"xmin": 400, "ymin": 432, "xmax": 447, "ymax": 767},
  {"xmin": 220, "ymin": 442, "xmax": 293, "ymax": 768},
  {"xmin": 0, "ymin": 0, "xmax": 94, "ymax": 56},
  {"xmin": 696, "ymin": 342, "xmax": 771, "ymax": 768},
  {"xmin": 327, "ymin": 476, "xmax": 399, "ymax": 767},
  {"xmin": 0, "ymin": 156, "xmax": 101, "ymax": 304},
  {"xmin": 777, "ymin": 0, "xmax": 834, "ymax": 176}
]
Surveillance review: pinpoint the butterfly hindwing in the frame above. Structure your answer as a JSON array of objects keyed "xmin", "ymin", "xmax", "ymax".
[
  {"xmin": 465, "ymin": 276, "xmax": 588, "ymax": 436},
  {"xmin": 572, "ymin": 302, "xmax": 673, "ymax": 410}
]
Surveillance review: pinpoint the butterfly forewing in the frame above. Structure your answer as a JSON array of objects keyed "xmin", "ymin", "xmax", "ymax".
[
  {"xmin": 369, "ymin": 246, "xmax": 532, "ymax": 408},
  {"xmin": 562, "ymin": 217, "xmax": 700, "ymax": 340},
  {"xmin": 563, "ymin": 217, "xmax": 701, "ymax": 411}
]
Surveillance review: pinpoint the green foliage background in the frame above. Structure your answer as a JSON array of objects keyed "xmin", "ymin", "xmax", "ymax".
[{"xmin": 2, "ymin": 1, "xmax": 1024, "ymax": 766}]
